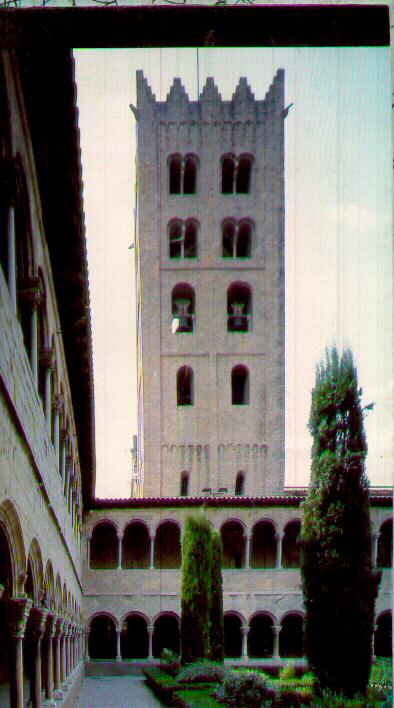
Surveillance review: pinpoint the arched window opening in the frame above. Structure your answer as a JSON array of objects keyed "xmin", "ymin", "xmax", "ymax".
[
  {"xmin": 184, "ymin": 221, "xmax": 197, "ymax": 258},
  {"xmin": 168, "ymin": 220, "xmax": 183, "ymax": 259},
  {"xmin": 222, "ymin": 221, "xmax": 235, "ymax": 258},
  {"xmin": 88, "ymin": 615, "xmax": 117, "ymax": 660},
  {"xmin": 169, "ymin": 220, "xmax": 197, "ymax": 260},
  {"xmin": 377, "ymin": 519, "xmax": 392, "ymax": 568},
  {"xmin": 90, "ymin": 522, "xmax": 118, "ymax": 569},
  {"xmin": 122, "ymin": 522, "xmax": 150, "ymax": 569},
  {"xmin": 374, "ymin": 612, "xmax": 392, "ymax": 658},
  {"xmin": 282, "ymin": 520, "xmax": 301, "ymax": 568},
  {"xmin": 236, "ymin": 221, "xmax": 252, "ymax": 257},
  {"xmin": 183, "ymin": 155, "xmax": 197, "ymax": 194},
  {"xmin": 121, "ymin": 615, "xmax": 149, "ymax": 659},
  {"xmin": 154, "ymin": 522, "xmax": 181, "ymax": 569},
  {"xmin": 0, "ymin": 524, "xmax": 13, "ymax": 597},
  {"xmin": 177, "ymin": 366, "xmax": 194, "ymax": 406},
  {"xmin": 236, "ymin": 155, "xmax": 252, "ymax": 193},
  {"xmin": 232, "ymin": 365, "xmax": 249, "ymax": 405},
  {"xmin": 221, "ymin": 156, "xmax": 235, "ymax": 194},
  {"xmin": 153, "ymin": 615, "xmax": 180, "ymax": 658},
  {"xmin": 235, "ymin": 471, "xmax": 245, "ymax": 496},
  {"xmin": 221, "ymin": 521, "xmax": 245, "ymax": 569},
  {"xmin": 180, "ymin": 471, "xmax": 189, "ymax": 497},
  {"xmin": 280, "ymin": 614, "xmax": 304, "ymax": 658},
  {"xmin": 227, "ymin": 283, "xmax": 251, "ymax": 332},
  {"xmin": 248, "ymin": 615, "xmax": 274, "ymax": 658},
  {"xmin": 224, "ymin": 614, "xmax": 243, "ymax": 658},
  {"xmin": 25, "ymin": 558, "xmax": 34, "ymax": 602},
  {"xmin": 171, "ymin": 283, "xmax": 195, "ymax": 333},
  {"xmin": 251, "ymin": 521, "xmax": 277, "ymax": 568},
  {"xmin": 169, "ymin": 154, "xmax": 182, "ymax": 194}
]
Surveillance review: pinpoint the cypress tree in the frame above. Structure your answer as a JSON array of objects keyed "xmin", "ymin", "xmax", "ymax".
[
  {"xmin": 180, "ymin": 511, "xmax": 212, "ymax": 663},
  {"xmin": 209, "ymin": 530, "xmax": 224, "ymax": 662},
  {"xmin": 301, "ymin": 348, "xmax": 380, "ymax": 696}
]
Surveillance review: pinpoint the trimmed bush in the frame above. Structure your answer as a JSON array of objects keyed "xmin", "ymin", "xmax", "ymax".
[
  {"xmin": 279, "ymin": 662, "xmax": 297, "ymax": 681},
  {"xmin": 177, "ymin": 660, "xmax": 227, "ymax": 684},
  {"xmin": 215, "ymin": 669, "xmax": 276, "ymax": 707},
  {"xmin": 209, "ymin": 530, "xmax": 225, "ymax": 662},
  {"xmin": 160, "ymin": 647, "xmax": 181, "ymax": 677}
]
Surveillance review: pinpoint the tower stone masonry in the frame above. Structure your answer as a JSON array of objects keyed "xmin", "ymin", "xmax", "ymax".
[{"xmin": 135, "ymin": 70, "xmax": 285, "ymax": 499}]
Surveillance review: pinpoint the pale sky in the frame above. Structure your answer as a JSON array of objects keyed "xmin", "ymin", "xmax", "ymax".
[{"xmin": 74, "ymin": 48, "xmax": 392, "ymax": 499}]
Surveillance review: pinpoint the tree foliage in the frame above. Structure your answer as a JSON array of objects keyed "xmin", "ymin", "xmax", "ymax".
[
  {"xmin": 209, "ymin": 530, "xmax": 225, "ymax": 662},
  {"xmin": 180, "ymin": 511, "xmax": 213, "ymax": 663},
  {"xmin": 301, "ymin": 348, "xmax": 380, "ymax": 697}
]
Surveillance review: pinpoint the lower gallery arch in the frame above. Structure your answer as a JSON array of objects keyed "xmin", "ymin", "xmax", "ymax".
[
  {"xmin": 88, "ymin": 614, "xmax": 117, "ymax": 660},
  {"xmin": 248, "ymin": 614, "xmax": 274, "ymax": 658},
  {"xmin": 121, "ymin": 614, "xmax": 149, "ymax": 659},
  {"xmin": 279, "ymin": 613, "xmax": 304, "ymax": 658},
  {"xmin": 153, "ymin": 614, "xmax": 180, "ymax": 658},
  {"xmin": 374, "ymin": 612, "xmax": 392, "ymax": 658},
  {"xmin": 0, "ymin": 524, "xmax": 13, "ymax": 703},
  {"xmin": 154, "ymin": 522, "xmax": 181, "ymax": 569},
  {"xmin": 0, "ymin": 500, "xmax": 26, "ymax": 596},
  {"xmin": 224, "ymin": 613, "xmax": 242, "ymax": 658},
  {"xmin": 221, "ymin": 521, "xmax": 245, "ymax": 569}
]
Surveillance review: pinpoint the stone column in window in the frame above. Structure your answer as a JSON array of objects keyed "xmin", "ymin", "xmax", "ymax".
[
  {"xmin": 86, "ymin": 536, "xmax": 91, "ymax": 569},
  {"xmin": 53, "ymin": 618, "xmax": 64, "ymax": 699},
  {"xmin": 7, "ymin": 206, "xmax": 16, "ymax": 314},
  {"xmin": 20, "ymin": 281, "xmax": 42, "ymax": 389},
  {"xmin": 65, "ymin": 454, "xmax": 72, "ymax": 503},
  {"xmin": 273, "ymin": 625, "xmax": 281, "ymax": 658},
  {"xmin": 116, "ymin": 628, "xmax": 122, "ymax": 663},
  {"xmin": 372, "ymin": 623, "xmax": 377, "ymax": 659},
  {"xmin": 241, "ymin": 625, "xmax": 249, "ymax": 660},
  {"xmin": 276, "ymin": 534, "xmax": 284, "ymax": 569},
  {"xmin": 117, "ymin": 534, "xmax": 123, "ymax": 570},
  {"xmin": 27, "ymin": 605, "xmax": 48, "ymax": 708},
  {"xmin": 44, "ymin": 613, "xmax": 57, "ymax": 701},
  {"xmin": 85, "ymin": 628, "xmax": 90, "ymax": 661},
  {"xmin": 60, "ymin": 622, "xmax": 68, "ymax": 688},
  {"xmin": 52, "ymin": 395, "xmax": 61, "ymax": 462},
  {"xmin": 180, "ymin": 159, "xmax": 185, "ymax": 194},
  {"xmin": 244, "ymin": 534, "xmax": 251, "ymax": 569},
  {"xmin": 147, "ymin": 626, "xmax": 154, "ymax": 660},
  {"xmin": 40, "ymin": 347, "xmax": 54, "ymax": 433},
  {"xmin": 60, "ymin": 431, "xmax": 67, "ymax": 490},
  {"xmin": 2, "ymin": 597, "xmax": 32, "ymax": 708},
  {"xmin": 150, "ymin": 535, "xmax": 155, "ymax": 569},
  {"xmin": 372, "ymin": 534, "xmax": 378, "ymax": 566}
]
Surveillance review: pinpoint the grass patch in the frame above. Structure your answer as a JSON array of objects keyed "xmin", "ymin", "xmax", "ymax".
[{"xmin": 174, "ymin": 686, "xmax": 222, "ymax": 707}]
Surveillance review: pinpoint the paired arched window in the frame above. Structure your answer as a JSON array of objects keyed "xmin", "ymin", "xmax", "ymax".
[
  {"xmin": 222, "ymin": 219, "xmax": 252, "ymax": 258},
  {"xmin": 221, "ymin": 153, "xmax": 253, "ymax": 194},
  {"xmin": 171, "ymin": 283, "xmax": 195, "ymax": 333},
  {"xmin": 168, "ymin": 219, "xmax": 198, "ymax": 259},
  {"xmin": 227, "ymin": 282, "xmax": 252, "ymax": 332},
  {"xmin": 232, "ymin": 366, "xmax": 249, "ymax": 405},
  {"xmin": 168, "ymin": 153, "xmax": 198, "ymax": 195},
  {"xmin": 177, "ymin": 366, "xmax": 194, "ymax": 406},
  {"xmin": 180, "ymin": 471, "xmax": 189, "ymax": 496}
]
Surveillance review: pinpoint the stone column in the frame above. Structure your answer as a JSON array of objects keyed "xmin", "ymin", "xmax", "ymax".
[
  {"xmin": 85, "ymin": 628, "xmax": 90, "ymax": 661},
  {"xmin": 39, "ymin": 347, "xmax": 54, "ymax": 432},
  {"xmin": 150, "ymin": 536, "xmax": 155, "ymax": 569},
  {"xmin": 147, "ymin": 626, "xmax": 154, "ymax": 660},
  {"xmin": 276, "ymin": 534, "xmax": 284, "ymax": 569},
  {"xmin": 372, "ymin": 624, "xmax": 378, "ymax": 659},
  {"xmin": 116, "ymin": 629, "xmax": 122, "ymax": 663},
  {"xmin": 117, "ymin": 535, "xmax": 123, "ymax": 570},
  {"xmin": 244, "ymin": 534, "xmax": 251, "ymax": 569},
  {"xmin": 53, "ymin": 618, "xmax": 64, "ymax": 699},
  {"xmin": 60, "ymin": 431, "xmax": 67, "ymax": 490},
  {"xmin": 61, "ymin": 622, "xmax": 69, "ymax": 687},
  {"xmin": 241, "ymin": 625, "xmax": 249, "ymax": 660},
  {"xmin": 86, "ymin": 537, "xmax": 91, "ymax": 569},
  {"xmin": 67, "ymin": 627, "xmax": 73, "ymax": 675},
  {"xmin": 273, "ymin": 625, "xmax": 281, "ymax": 659},
  {"xmin": 2, "ymin": 597, "xmax": 32, "ymax": 708},
  {"xmin": 7, "ymin": 206, "xmax": 16, "ymax": 314},
  {"xmin": 372, "ymin": 534, "xmax": 378, "ymax": 566},
  {"xmin": 44, "ymin": 613, "xmax": 57, "ymax": 702},
  {"xmin": 52, "ymin": 395, "xmax": 61, "ymax": 462},
  {"xmin": 180, "ymin": 160, "xmax": 185, "ymax": 194},
  {"xmin": 26, "ymin": 606, "xmax": 48, "ymax": 708}
]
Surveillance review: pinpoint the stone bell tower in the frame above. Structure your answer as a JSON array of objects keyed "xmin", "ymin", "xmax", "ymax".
[{"xmin": 134, "ymin": 70, "xmax": 285, "ymax": 499}]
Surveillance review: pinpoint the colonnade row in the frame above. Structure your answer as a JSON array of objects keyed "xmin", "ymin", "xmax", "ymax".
[
  {"xmin": 87, "ymin": 518, "xmax": 393, "ymax": 571},
  {"xmin": 0, "ymin": 595, "xmax": 85, "ymax": 708},
  {"xmin": 87, "ymin": 609, "xmax": 392, "ymax": 663},
  {"xmin": 1, "ymin": 191, "xmax": 82, "ymax": 541}
]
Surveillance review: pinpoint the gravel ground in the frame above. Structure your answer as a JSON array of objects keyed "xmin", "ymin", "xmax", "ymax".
[{"xmin": 75, "ymin": 675, "xmax": 163, "ymax": 707}]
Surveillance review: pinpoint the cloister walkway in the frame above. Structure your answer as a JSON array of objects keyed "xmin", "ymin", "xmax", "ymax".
[{"xmin": 75, "ymin": 675, "xmax": 163, "ymax": 707}]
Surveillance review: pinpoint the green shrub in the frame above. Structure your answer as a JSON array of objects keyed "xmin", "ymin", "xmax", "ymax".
[
  {"xmin": 177, "ymin": 660, "xmax": 227, "ymax": 684},
  {"xmin": 273, "ymin": 687, "xmax": 313, "ymax": 706},
  {"xmin": 160, "ymin": 647, "xmax": 181, "ymax": 677},
  {"xmin": 279, "ymin": 662, "xmax": 297, "ymax": 681},
  {"xmin": 215, "ymin": 669, "xmax": 276, "ymax": 707}
]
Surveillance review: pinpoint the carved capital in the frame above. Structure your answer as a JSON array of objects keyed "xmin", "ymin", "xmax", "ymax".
[
  {"xmin": 1, "ymin": 597, "xmax": 33, "ymax": 639},
  {"xmin": 55, "ymin": 617, "xmax": 65, "ymax": 638},
  {"xmin": 26, "ymin": 606, "xmax": 48, "ymax": 640},
  {"xmin": 18, "ymin": 276, "xmax": 43, "ymax": 308},
  {"xmin": 39, "ymin": 346, "xmax": 55, "ymax": 371},
  {"xmin": 52, "ymin": 394, "xmax": 63, "ymax": 415},
  {"xmin": 45, "ymin": 612, "xmax": 58, "ymax": 638}
]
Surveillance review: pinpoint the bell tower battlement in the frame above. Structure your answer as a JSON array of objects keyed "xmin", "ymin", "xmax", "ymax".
[{"xmin": 134, "ymin": 71, "xmax": 285, "ymax": 499}]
